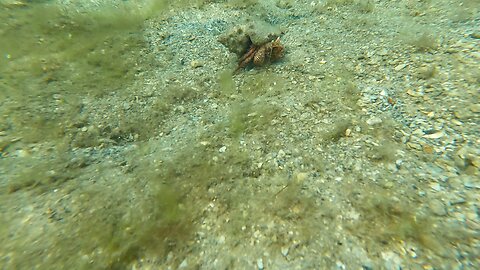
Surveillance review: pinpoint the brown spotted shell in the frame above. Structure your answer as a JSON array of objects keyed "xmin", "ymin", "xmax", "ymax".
[
  {"xmin": 235, "ymin": 37, "xmax": 285, "ymax": 73},
  {"xmin": 253, "ymin": 46, "xmax": 267, "ymax": 66},
  {"xmin": 253, "ymin": 37, "xmax": 284, "ymax": 66}
]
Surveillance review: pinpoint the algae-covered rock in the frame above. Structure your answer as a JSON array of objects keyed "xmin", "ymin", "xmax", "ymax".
[
  {"xmin": 218, "ymin": 25, "xmax": 251, "ymax": 56},
  {"xmin": 245, "ymin": 20, "xmax": 282, "ymax": 46},
  {"xmin": 219, "ymin": 19, "xmax": 282, "ymax": 56}
]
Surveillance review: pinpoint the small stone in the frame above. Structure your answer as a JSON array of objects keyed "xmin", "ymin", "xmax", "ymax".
[
  {"xmin": 408, "ymin": 248, "xmax": 418, "ymax": 258},
  {"xmin": 281, "ymin": 246, "xmax": 289, "ymax": 257},
  {"xmin": 429, "ymin": 199, "xmax": 447, "ymax": 216},
  {"xmin": 430, "ymin": 182, "xmax": 442, "ymax": 192},
  {"xmin": 406, "ymin": 142, "xmax": 422, "ymax": 151},
  {"xmin": 295, "ymin": 172, "xmax": 308, "ymax": 184},
  {"xmin": 257, "ymin": 258, "xmax": 264, "ymax": 270},
  {"xmin": 336, "ymin": 261, "xmax": 346, "ymax": 269},
  {"xmin": 366, "ymin": 116, "xmax": 382, "ymax": 125},
  {"xmin": 219, "ymin": 146, "xmax": 227, "ymax": 153},
  {"xmin": 471, "ymin": 156, "xmax": 480, "ymax": 168},
  {"xmin": 412, "ymin": 128, "xmax": 424, "ymax": 136},
  {"xmin": 190, "ymin": 60, "xmax": 203, "ymax": 68},
  {"xmin": 378, "ymin": 48, "xmax": 388, "ymax": 56},
  {"xmin": 470, "ymin": 31, "xmax": 480, "ymax": 39},
  {"xmin": 464, "ymin": 182, "xmax": 480, "ymax": 189},
  {"xmin": 16, "ymin": 149, "xmax": 30, "ymax": 158},
  {"xmin": 179, "ymin": 259, "xmax": 188, "ymax": 268},
  {"xmin": 471, "ymin": 51, "xmax": 480, "ymax": 60},
  {"xmin": 469, "ymin": 104, "xmax": 480, "ymax": 113},
  {"xmin": 449, "ymin": 195, "xmax": 466, "ymax": 205},
  {"xmin": 406, "ymin": 89, "xmax": 423, "ymax": 97},
  {"xmin": 394, "ymin": 63, "xmax": 406, "ymax": 71},
  {"xmin": 423, "ymin": 144, "xmax": 434, "ymax": 154},
  {"xmin": 276, "ymin": 0, "xmax": 293, "ymax": 9},
  {"xmin": 383, "ymin": 181, "xmax": 394, "ymax": 189},
  {"xmin": 417, "ymin": 65, "xmax": 436, "ymax": 79},
  {"xmin": 451, "ymin": 119, "xmax": 463, "ymax": 126},
  {"xmin": 454, "ymin": 108, "xmax": 472, "ymax": 119},
  {"xmin": 395, "ymin": 159, "xmax": 403, "ymax": 168},
  {"xmin": 423, "ymin": 264, "xmax": 434, "ymax": 270},
  {"xmin": 422, "ymin": 131, "xmax": 443, "ymax": 139},
  {"xmin": 176, "ymin": 105, "xmax": 185, "ymax": 113},
  {"xmin": 382, "ymin": 251, "xmax": 402, "ymax": 270}
]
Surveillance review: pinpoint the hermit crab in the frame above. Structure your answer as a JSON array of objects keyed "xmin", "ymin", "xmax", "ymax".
[{"xmin": 234, "ymin": 37, "xmax": 285, "ymax": 73}]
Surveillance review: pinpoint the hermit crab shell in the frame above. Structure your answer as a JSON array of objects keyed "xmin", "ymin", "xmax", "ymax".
[{"xmin": 253, "ymin": 37, "xmax": 284, "ymax": 66}]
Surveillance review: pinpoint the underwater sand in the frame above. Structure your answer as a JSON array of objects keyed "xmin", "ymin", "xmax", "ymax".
[{"xmin": 1, "ymin": 0, "xmax": 479, "ymax": 269}]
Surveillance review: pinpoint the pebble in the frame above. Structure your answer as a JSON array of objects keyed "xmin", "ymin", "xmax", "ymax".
[
  {"xmin": 179, "ymin": 259, "xmax": 188, "ymax": 268},
  {"xmin": 430, "ymin": 182, "xmax": 442, "ymax": 192},
  {"xmin": 406, "ymin": 89, "xmax": 423, "ymax": 97},
  {"xmin": 449, "ymin": 195, "xmax": 466, "ymax": 205},
  {"xmin": 381, "ymin": 251, "xmax": 402, "ymax": 270},
  {"xmin": 383, "ymin": 181, "xmax": 394, "ymax": 189},
  {"xmin": 217, "ymin": 235, "xmax": 226, "ymax": 244},
  {"xmin": 422, "ymin": 131, "xmax": 443, "ymax": 139},
  {"xmin": 16, "ymin": 149, "xmax": 30, "ymax": 158},
  {"xmin": 295, "ymin": 172, "xmax": 308, "ymax": 184},
  {"xmin": 378, "ymin": 48, "xmax": 388, "ymax": 56},
  {"xmin": 464, "ymin": 182, "xmax": 480, "ymax": 189},
  {"xmin": 406, "ymin": 142, "xmax": 422, "ymax": 151},
  {"xmin": 394, "ymin": 63, "xmax": 406, "ymax": 71},
  {"xmin": 423, "ymin": 144, "xmax": 434, "ymax": 154},
  {"xmin": 190, "ymin": 60, "xmax": 203, "ymax": 68},
  {"xmin": 429, "ymin": 199, "xmax": 447, "ymax": 216},
  {"xmin": 407, "ymin": 248, "xmax": 418, "ymax": 258},
  {"xmin": 336, "ymin": 261, "xmax": 346, "ymax": 269},
  {"xmin": 395, "ymin": 159, "xmax": 403, "ymax": 168},
  {"xmin": 454, "ymin": 108, "xmax": 472, "ymax": 119},
  {"xmin": 469, "ymin": 104, "xmax": 480, "ymax": 113},
  {"xmin": 257, "ymin": 258, "xmax": 264, "ymax": 270},
  {"xmin": 281, "ymin": 246, "xmax": 289, "ymax": 257},
  {"xmin": 470, "ymin": 31, "xmax": 480, "ymax": 39},
  {"xmin": 417, "ymin": 65, "xmax": 436, "ymax": 79},
  {"xmin": 366, "ymin": 116, "xmax": 382, "ymax": 125}
]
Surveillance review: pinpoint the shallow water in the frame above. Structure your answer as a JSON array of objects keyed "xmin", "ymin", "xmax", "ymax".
[{"xmin": 1, "ymin": 0, "xmax": 479, "ymax": 269}]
